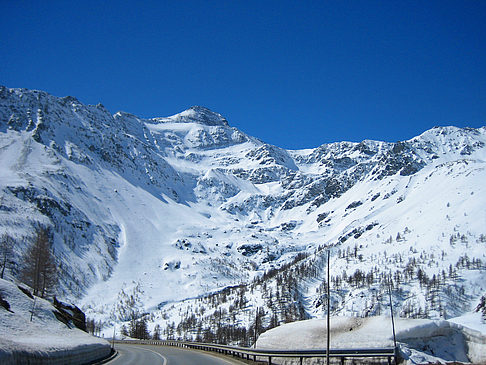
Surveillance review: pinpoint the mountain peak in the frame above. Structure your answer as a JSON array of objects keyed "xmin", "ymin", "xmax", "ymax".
[{"xmin": 163, "ymin": 106, "xmax": 230, "ymax": 127}]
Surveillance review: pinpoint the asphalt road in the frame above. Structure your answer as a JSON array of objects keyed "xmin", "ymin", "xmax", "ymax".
[{"xmin": 107, "ymin": 343, "xmax": 242, "ymax": 365}]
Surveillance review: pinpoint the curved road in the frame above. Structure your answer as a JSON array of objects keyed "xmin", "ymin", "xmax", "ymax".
[{"xmin": 107, "ymin": 343, "xmax": 242, "ymax": 365}]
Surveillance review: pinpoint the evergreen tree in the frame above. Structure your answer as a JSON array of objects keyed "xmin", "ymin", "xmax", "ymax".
[
  {"xmin": 112, "ymin": 284, "xmax": 144, "ymax": 321},
  {"xmin": 86, "ymin": 318, "xmax": 95, "ymax": 334},
  {"xmin": 153, "ymin": 324, "xmax": 161, "ymax": 340},
  {"xmin": 129, "ymin": 317, "xmax": 150, "ymax": 339},
  {"xmin": 120, "ymin": 324, "xmax": 129, "ymax": 337}
]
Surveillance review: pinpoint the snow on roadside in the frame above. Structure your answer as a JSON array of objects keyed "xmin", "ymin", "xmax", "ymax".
[
  {"xmin": 256, "ymin": 316, "xmax": 486, "ymax": 364},
  {"xmin": 0, "ymin": 278, "xmax": 111, "ymax": 364},
  {"xmin": 449, "ymin": 311, "xmax": 486, "ymax": 336}
]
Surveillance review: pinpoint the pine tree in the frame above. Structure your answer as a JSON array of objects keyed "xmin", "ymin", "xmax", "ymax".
[
  {"xmin": 20, "ymin": 227, "xmax": 57, "ymax": 298},
  {"xmin": 86, "ymin": 318, "xmax": 95, "ymax": 334},
  {"xmin": 153, "ymin": 324, "xmax": 161, "ymax": 340},
  {"xmin": 120, "ymin": 324, "xmax": 129, "ymax": 337},
  {"xmin": 129, "ymin": 317, "xmax": 150, "ymax": 339}
]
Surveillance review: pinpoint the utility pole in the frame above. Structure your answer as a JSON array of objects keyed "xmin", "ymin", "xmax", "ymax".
[
  {"xmin": 387, "ymin": 275, "xmax": 398, "ymax": 365},
  {"xmin": 326, "ymin": 249, "xmax": 330, "ymax": 365}
]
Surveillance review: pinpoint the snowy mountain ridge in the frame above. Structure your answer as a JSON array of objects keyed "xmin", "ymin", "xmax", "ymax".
[
  {"xmin": 153, "ymin": 105, "xmax": 230, "ymax": 127},
  {"xmin": 0, "ymin": 86, "xmax": 485, "ymax": 334}
]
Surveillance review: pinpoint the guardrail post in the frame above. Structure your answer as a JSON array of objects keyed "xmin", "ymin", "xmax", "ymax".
[
  {"xmin": 268, "ymin": 355, "xmax": 272, "ymax": 365},
  {"xmin": 300, "ymin": 356, "xmax": 303, "ymax": 365},
  {"xmin": 340, "ymin": 357, "xmax": 345, "ymax": 365}
]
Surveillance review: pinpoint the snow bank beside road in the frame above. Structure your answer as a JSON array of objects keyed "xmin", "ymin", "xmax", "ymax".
[
  {"xmin": 256, "ymin": 316, "xmax": 486, "ymax": 364},
  {"xmin": 0, "ymin": 278, "xmax": 111, "ymax": 364}
]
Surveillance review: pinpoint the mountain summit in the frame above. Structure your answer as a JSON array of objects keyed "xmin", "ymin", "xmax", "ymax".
[{"xmin": 156, "ymin": 105, "xmax": 230, "ymax": 127}]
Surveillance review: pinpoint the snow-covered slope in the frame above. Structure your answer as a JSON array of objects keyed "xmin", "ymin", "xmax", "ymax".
[
  {"xmin": 0, "ymin": 86, "xmax": 485, "ymax": 340},
  {"xmin": 0, "ymin": 278, "xmax": 110, "ymax": 364}
]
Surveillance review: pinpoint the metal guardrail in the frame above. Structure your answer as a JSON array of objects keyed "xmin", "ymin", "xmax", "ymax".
[{"xmin": 114, "ymin": 339, "xmax": 399, "ymax": 364}]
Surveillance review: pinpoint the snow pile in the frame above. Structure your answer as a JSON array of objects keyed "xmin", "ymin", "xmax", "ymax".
[
  {"xmin": 256, "ymin": 316, "xmax": 486, "ymax": 364},
  {"xmin": 0, "ymin": 278, "xmax": 111, "ymax": 364}
]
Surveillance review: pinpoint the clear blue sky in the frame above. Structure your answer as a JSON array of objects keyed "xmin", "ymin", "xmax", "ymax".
[{"xmin": 1, "ymin": 1, "xmax": 485, "ymax": 149}]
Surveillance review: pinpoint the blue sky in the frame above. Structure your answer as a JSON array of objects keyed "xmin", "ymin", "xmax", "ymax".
[{"xmin": 1, "ymin": 1, "xmax": 485, "ymax": 149}]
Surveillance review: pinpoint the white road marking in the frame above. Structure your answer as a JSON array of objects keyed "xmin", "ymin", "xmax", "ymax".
[{"xmin": 133, "ymin": 346, "xmax": 168, "ymax": 365}]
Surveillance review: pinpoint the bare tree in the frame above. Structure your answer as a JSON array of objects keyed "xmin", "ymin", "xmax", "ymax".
[
  {"xmin": 0, "ymin": 233, "xmax": 14, "ymax": 279},
  {"xmin": 20, "ymin": 226, "xmax": 57, "ymax": 298}
]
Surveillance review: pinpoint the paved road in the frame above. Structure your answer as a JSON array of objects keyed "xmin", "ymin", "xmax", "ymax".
[{"xmin": 107, "ymin": 343, "xmax": 241, "ymax": 365}]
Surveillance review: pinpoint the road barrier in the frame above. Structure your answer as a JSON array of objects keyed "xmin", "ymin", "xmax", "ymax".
[{"xmin": 114, "ymin": 339, "xmax": 399, "ymax": 364}]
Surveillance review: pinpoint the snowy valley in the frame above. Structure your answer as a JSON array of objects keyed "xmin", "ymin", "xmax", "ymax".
[{"xmin": 1, "ymin": 86, "xmax": 486, "ymax": 363}]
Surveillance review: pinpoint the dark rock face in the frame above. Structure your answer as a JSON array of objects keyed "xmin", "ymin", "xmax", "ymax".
[
  {"xmin": 5, "ymin": 185, "xmax": 119, "ymax": 298},
  {"xmin": 346, "ymin": 201, "xmax": 362, "ymax": 210},
  {"xmin": 237, "ymin": 243, "xmax": 263, "ymax": 256},
  {"xmin": 373, "ymin": 141, "xmax": 426, "ymax": 179},
  {"xmin": 476, "ymin": 295, "xmax": 486, "ymax": 320},
  {"xmin": 0, "ymin": 292, "xmax": 11, "ymax": 312},
  {"xmin": 18, "ymin": 285, "xmax": 34, "ymax": 299},
  {"xmin": 52, "ymin": 296, "xmax": 87, "ymax": 331}
]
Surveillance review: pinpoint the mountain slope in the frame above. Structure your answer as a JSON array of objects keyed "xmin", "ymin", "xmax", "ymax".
[{"xmin": 0, "ymin": 86, "xmax": 485, "ymax": 332}]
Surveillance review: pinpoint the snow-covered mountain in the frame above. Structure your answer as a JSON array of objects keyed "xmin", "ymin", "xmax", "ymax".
[{"xmin": 1, "ymin": 86, "xmax": 485, "ymax": 335}]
